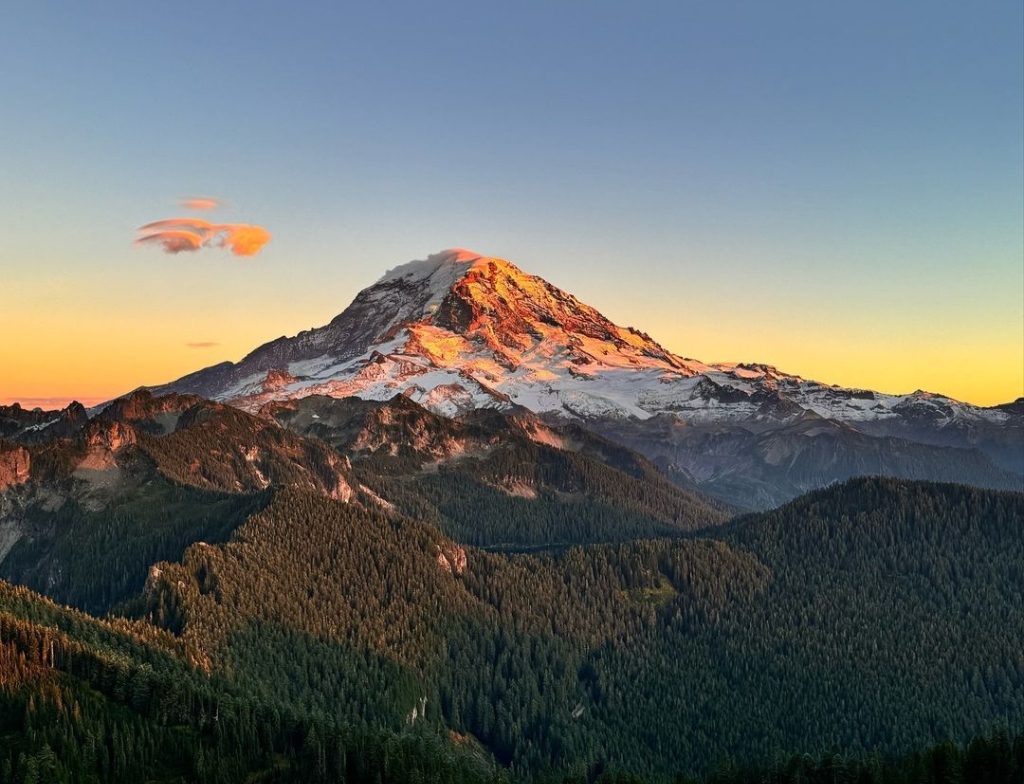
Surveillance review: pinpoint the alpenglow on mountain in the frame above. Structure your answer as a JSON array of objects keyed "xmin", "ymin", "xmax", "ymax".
[{"xmin": 153, "ymin": 248, "xmax": 1023, "ymax": 507}]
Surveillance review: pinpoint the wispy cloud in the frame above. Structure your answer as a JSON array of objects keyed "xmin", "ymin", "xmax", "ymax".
[
  {"xmin": 185, "ymin": 341, "xmax": 219, "ymax": 348},
  {"xmin": 180, "ymin": 196, "xmax": 221, "ymax": 211},
  {"xmin": 135, "ymin": 217, "xmax": 272, "ymax": 257}
]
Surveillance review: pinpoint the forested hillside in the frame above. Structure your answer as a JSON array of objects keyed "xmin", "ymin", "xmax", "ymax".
[
  {"xmin": 0, "ymin": 580, "xmax": 498, "ymax": 784},
  {"xmin": 266, "ymin": 394, "xmax": 730, "ymax": 545},
  {"xmin": 135, "ymin": 478, "xmax": 1024, "ymax": 777},
  {"xmin": 1, "ymin": 481, "xmax": 269, "ymax": 615},
  {"xmin": 2, "ymin": 579, "xmax": 1022, "ymax": 784}
]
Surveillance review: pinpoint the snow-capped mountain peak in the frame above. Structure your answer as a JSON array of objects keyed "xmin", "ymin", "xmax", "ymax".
[
  {"xmin": 365, "ymin": 248, "xmax": 690, "ymax": 373},
  {"xmin": 348, "ymin": 248, "xmax": 486, "ymax": 332},
  {"xmin": 152, "ymin": 249, "xmax": 1017, "ymax": 438}
]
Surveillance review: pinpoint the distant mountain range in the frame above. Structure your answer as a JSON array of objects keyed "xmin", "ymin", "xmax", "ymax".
[{"xmin": 146, "ymin": 248, "xmax": 1021, "ymax": 508}]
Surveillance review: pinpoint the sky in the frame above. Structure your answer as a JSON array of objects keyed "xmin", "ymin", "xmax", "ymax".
[{"xmin": 1, "ymin": 1, "xmax": 1021, "ymax": 408}]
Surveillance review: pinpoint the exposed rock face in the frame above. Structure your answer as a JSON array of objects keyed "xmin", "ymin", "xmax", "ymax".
[
  {"xmin": 75, "ymin": 419, "xmax": 138, "ymax": 472},
  {"xmin": 2, "ymin": 390, "xmax": 363, "ymax": 505},
  {"xmin": 432, "ymin": 257, "xmax": 686, "ymax": 368},
  {"xmin": 58, "ymin": 402, "xmax": 89, "ymax": 430},
  {"xmin": 436, "ymin": 544, "xmax": 467, "ymax": 575},
  {"xmin": 101, "ymin": 389, "xmax": 205, "ymax": 434},
  {"xmin": 326, "ymin": 452, "xmax": 353, "ymax": 503},
  {"xmin": 262, "ymin": 368, "xmax": 297, "ymax": 390},
  {"xmin": 107, "ymin": 395, "xmax": 365, "ymax": 500},
  {"xmin": 0, "ymin": 444, "xmax": 30, "ymax": 490},
  {"xmin": 83, "ymin": 419, "xmax": 137, "ymax": 452}
]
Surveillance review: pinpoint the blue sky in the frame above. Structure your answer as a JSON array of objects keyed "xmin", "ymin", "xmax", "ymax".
[{"xmin": 1, "ymin": 1, "xmax": 1021, "ymax": 405}]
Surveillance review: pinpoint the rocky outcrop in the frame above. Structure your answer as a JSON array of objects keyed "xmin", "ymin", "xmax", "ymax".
[
  {"xmin": 0, "ymin": 444, "xmax": 30, "ymax": 490},
  {"xmin": 102, "ymin": 389, "xmax": 207, "ymax": 434},
  {"xmin": 2, "ymin": 401, "xmax": 89, "ymax": 445},
  {"xmin": 83, "ymin": 419, "xmax": 137, "ymax": 452},
  {"xmin": 326, "ymin": 452, "xmax": 353, "ymax": 502},
  {"xmin": 436, "ymin": 544, "xmax": 467, "ymax": 575},
  {"xmin": 74, "ymin": 419, "xmax": 138, "ymax": 471},
  {"xmin": 261, "ymin": 368, "xmax": 297, "ymax": 391},
  {"xmin": 1, "ymin": 403, "xmax": 59, "ymax": 440}
]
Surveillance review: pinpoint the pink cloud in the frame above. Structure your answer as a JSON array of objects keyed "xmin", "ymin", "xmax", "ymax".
[
  {"xmin": 180, "ymin": 196, "xmax": 221, "ymax": 211},
  {"xmin": 134, "ymin": 217, "xmax": 272, "ymax": 257},
  {"xmin": 135, "ymin": 228, "xmax": 205, "ymax": 253},
  {"xmin": 223, "ymin": 224, "xmax": 272, "ymax": 256},
  {"xmin": 185, "ymin": 342, "xmax": 219, "ymax": 348}
]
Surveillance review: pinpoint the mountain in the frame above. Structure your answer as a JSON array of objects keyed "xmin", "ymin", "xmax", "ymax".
[
  {"xmin": 151, "ymin": 248, "xmax": 1023, "ymax": 508},
  {"xmin": 0, "ymin": 390, "xmax": 361, "ymax": 614},
  {"xmin": 589, "ymin": 410, "xmax": 1023, "ymax": 510},
  {"xmin": 0, "ymin": 389, "xmax": 726, "ymax": 613},
  {"xmin": 262, "ymin": 394, "xmax": 729, "ymax": 546}
]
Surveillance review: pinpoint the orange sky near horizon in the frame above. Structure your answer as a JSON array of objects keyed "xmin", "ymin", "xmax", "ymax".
[
  {"xmin": 2, "ymin": 293, "xmax": 1020, "ymax": 411},
  {"xmin": 1, "ymin": 6, "xmax": 1020, "ymax": 415}
]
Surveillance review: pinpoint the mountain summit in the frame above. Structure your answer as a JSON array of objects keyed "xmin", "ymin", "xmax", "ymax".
[{"xmin": 156, "ymin": 248, "xmax": 777, "ymax": 417}]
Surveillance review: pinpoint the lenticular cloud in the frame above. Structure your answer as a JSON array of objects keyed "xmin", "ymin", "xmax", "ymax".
[
  {"xmin": 135, "ymin": 217, "xmax": 272, "ymax": 257},
  {"xmin": 179, "ymin": 196, "xmax": 221, "ymax": 211}
]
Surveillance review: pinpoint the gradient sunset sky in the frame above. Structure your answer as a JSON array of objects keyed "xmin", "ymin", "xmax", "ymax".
[{"xmin": 1, "ymin": 2, "xmax": 1021, "ymax": 408}]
